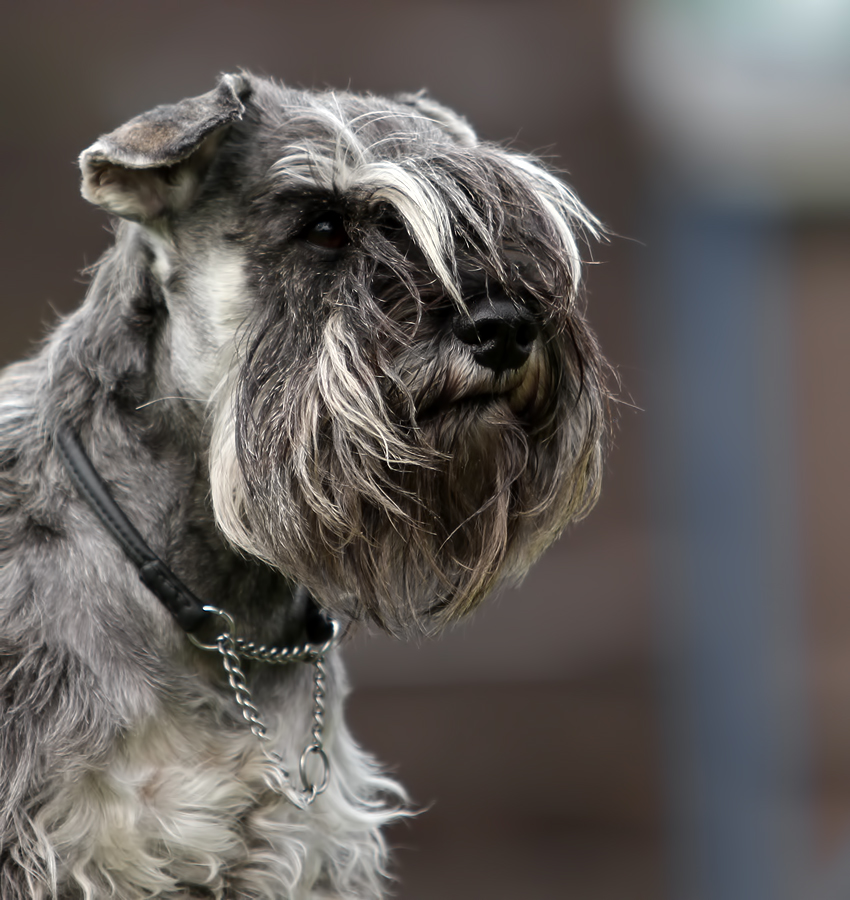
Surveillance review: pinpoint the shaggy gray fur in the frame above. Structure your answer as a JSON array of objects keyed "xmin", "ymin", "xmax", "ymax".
[{"xmin": 0, "ymin": 72, "xmax": 608, "ymax": 898}]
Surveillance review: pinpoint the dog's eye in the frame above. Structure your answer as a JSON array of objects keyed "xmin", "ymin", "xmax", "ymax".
[{"xmin": 302, "ymin": 212, "xmax": 350, "ymax": 250}]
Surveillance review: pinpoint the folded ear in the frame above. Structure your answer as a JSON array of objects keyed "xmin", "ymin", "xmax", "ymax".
[{"xmin": 80, "ymin": 73, "xmax": 251, "ymax": 221}]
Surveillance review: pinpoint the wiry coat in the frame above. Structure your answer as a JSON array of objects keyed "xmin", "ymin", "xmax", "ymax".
[{"xmin": 0, "ymin": 73, "xmax": 607, "ymax": 898}]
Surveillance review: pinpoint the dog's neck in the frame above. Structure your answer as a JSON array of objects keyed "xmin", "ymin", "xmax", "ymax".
[{"xmin": 39, "ymin": 225, "xmax": 309, "ymax": 645}]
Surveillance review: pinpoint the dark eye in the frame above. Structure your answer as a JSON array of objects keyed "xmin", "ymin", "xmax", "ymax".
[{"xmin": 302, "ymin": 211, "xmax": 350, "ymax": 250}]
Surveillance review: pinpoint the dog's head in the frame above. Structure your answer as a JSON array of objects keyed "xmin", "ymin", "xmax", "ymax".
[{"xmin": 80, "ymin": 72, "xmax": 608, "ymax": 635}]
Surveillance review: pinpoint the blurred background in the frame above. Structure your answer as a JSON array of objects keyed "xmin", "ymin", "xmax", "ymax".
[{"xmin": 2, "ymin": 2, "xmax": 849, "ymax": 898}]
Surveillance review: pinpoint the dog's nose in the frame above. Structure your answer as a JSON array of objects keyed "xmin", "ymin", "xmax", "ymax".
[{"xmin": 452, "ymin": 296, "xmax": 539, "ymax": 373}]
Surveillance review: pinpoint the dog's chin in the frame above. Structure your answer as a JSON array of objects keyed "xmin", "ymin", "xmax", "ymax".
[
  {"xmin": 211, "ymin": 333, "xmax": 597, "ymax": 638},
  {"xmin": 226, "ymin": 397, "xmax": 572, "ymax": 638},
  {"xmin": 258, "ymin": 491, "xmax": 545, "ymax": 638}
]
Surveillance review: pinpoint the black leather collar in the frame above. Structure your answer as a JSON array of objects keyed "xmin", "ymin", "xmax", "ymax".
[{"xmin": 54, "ymin": 422, "xmax": 332, "ymax": 643}]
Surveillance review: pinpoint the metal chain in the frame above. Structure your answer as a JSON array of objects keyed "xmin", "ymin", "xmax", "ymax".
[
  {"xmin": 189, "ymin": 606, "xmax": 340, "ymax": 809},
  {"xmin": 234, "ymin": 627, "xmax": 339, "ymax": 664}
]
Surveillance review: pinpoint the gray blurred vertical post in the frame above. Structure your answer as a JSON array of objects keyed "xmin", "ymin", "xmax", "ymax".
[
  {"xmin": 615, "ymin": 0, "xmax": 848, "ymax": 893},
  {"xmin": 644, "ymin": 189, "xmax": 811, "ymax": 900}
]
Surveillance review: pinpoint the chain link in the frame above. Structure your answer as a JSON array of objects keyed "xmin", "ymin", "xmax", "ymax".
[{"xmin": 189, "ymin": 606, "xmax": 341, "ymax": 808}]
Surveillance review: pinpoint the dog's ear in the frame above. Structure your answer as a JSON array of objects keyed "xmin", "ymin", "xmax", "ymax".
[
  {"xmin": 396, "ymin": 90, "xmax": 478, "ymax": 147},
  {"xmin": 79, "ymin": 73, "xmax": 251, "ymax": 222}
]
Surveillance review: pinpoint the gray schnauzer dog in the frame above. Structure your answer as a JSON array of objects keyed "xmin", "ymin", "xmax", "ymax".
[{"xmin": 0, "ymin": 73, "xmax": 607, "ymax": 898}]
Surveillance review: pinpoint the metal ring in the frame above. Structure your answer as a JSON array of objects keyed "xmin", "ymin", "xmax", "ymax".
[
  {"xmin": 299, "ymin": 744, "xmax": 330, "ymax": 796},
  {"xmin": 323, "ymin": 617, "xmax": 342, "ymax": 650},
  {"xmin": 310, "ymin": 617, "xmax": 342, "ymax": 656},
  {"xmin": 187, "ymin": 605, "xmax": 237, "ymax": 652}
]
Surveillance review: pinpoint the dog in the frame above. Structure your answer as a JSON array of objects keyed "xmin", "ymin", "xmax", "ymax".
[{"xmin": 0, "ymin": 72, "xmax": 608, "ymax": 898}]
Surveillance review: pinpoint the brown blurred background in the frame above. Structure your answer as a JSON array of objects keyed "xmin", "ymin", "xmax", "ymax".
[{"xmin": 2, "ymin": 2, "xmax": 849, "ymax": 898}]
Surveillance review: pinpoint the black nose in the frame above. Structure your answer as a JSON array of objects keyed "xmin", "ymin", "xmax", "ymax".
[{"xmin": 452, "ymin": 296, "xmax": 539, "ymax": 373}]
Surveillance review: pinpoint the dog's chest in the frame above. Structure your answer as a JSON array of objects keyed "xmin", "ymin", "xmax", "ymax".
[
  {"xmin": 33, "ymin": 663, "xmax": 351, "ymax": 900},
  {"xmin": 64, "ymin": 717, "xmax": 300, "ymax": 892}
]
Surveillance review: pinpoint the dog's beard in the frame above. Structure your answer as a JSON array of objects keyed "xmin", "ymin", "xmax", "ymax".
[{"xmin": 209, "ymin": 303, "xmax": 602, "ymax": 636}]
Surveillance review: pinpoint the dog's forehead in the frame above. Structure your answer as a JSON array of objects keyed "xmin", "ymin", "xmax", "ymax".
[
  {"xmin": 210, "ymin": 77, "xmax": 597, "ymax": 298},
  {"xmin": 243, "ymin": 81, "xmax": 468, "ymax": 172}
]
